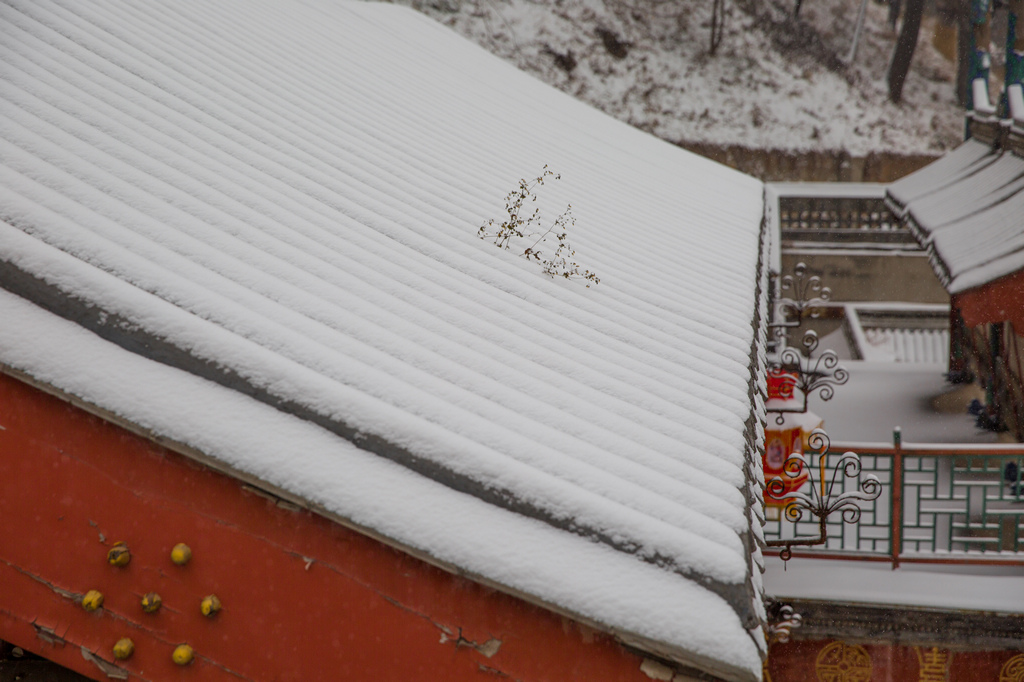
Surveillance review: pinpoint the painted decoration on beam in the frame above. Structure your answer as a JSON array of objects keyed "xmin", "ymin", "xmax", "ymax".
[
  {"xmin": 815, "ymin": 641, "xmax": 872, "ymax": 682},
  {"xmin": 1002, "ymin": 653, "xmax": 1024, "ymax": 682},
  {"xmin": 768, "ymin": 639, "xmax": 1023, "ymax": 682}
]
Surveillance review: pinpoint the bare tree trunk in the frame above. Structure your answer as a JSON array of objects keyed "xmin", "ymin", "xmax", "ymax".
[
  {"xmin": 955, "ymin": 0, "xmax": 971, "ymax": 106},
  {"xmin": 889, "ymin": 0, "xmax": 903, "ymax": 28},
  {"xmin": 888, "ymin": 0, "xmax": 925, "ymax": 103},
  {"xmin": 845, "ymin": 0, "xmax": 870, "ymax": 64},
  {"xmin": 710, "ymin": 0, "xmax": 725, "ymax": 54}
]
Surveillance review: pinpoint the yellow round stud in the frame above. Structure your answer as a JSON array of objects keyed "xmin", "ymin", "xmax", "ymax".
[
  {"xmin": 81, "ymin": 590, "xmax": 104, "ymax": 612},
  {"xmin": 200, "ymin": 594, "xmax": 221, "ymax": 617},
  {"xmin": 107, "ymin": 542, "xmax": 131, "ymax": 567},
  {"xmin": 172, "ymin": 644, "xmax": 194, "ymax": 666},
  {"xmin": 140, "ymin": 592, "xmax": 162, "ymax": 613},
  {"xmin": 112, "ymin": 638, "xmax": 134, "ymax": 660},
  {"xmin": 170, "ymin": 543, "xmax": 192, "ymax": 566}
]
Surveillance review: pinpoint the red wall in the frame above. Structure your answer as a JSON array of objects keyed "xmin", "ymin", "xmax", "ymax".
[
  {"xmin": 0, "ymin": 371, "xmax": 659, "ymax": 682},
  {"xmin": 767, "ymin": 639, "xmax": 1024, "ymax": 681},
  {"xmin": 956, "ymin": 268, "xmax": 1024, "ymax": 331}
]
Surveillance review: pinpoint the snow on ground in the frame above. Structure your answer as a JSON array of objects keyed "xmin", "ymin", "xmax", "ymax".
[
  {"xmin": 393, "ymin": 0, "xmax": 964, "ymax": 156},
  {"xmin": 764, "ymin": 555, "xmax": 1024, "ymax": 613},
  {"xmin": 809, "ymin": 360, "xmax": 1002, "ymax": 445}
]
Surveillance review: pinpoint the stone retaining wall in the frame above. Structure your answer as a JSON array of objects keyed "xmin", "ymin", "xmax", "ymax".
[{"xmin": 678, "ymin": 142, "xmax": 939, "ymax": 182}]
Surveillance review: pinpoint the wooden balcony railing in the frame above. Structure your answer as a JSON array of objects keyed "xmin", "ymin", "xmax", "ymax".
[{"xmin": 763, "ymin": 437, "xmax": 1024, "ymax": 566}]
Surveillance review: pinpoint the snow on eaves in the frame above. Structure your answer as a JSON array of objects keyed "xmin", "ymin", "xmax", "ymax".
[
  {"xmin": 0, "ymin": 287, "xmax": 764, "ymax": 680},
  {"xmin": 0, "ymin": 0, "xmax": 767, "ymax": 676},
  {"xmin": 887, "ymin": 136, "xmax": 1024, "ymax": 293}
]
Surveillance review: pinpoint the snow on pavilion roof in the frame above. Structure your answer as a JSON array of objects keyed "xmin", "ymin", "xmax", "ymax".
[
  {"xmin": 888, "ymin": 136, "xmax": 1024, "ymax": 294},
  {"xmin": 0, "ymin": 0, "xmax": 769, "ymax": 677}
]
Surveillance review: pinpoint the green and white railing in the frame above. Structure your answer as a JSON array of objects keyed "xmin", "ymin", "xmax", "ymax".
[{"xmin": 763, "ymin": 433, "xmax": 1024, "ymax": 565}]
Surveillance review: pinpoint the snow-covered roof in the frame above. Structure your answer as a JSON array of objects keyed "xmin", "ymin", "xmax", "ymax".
[
  {"xmin": 0, "ymin": 0, "xmax": 769, "ymax": 677},
  {"xmin": 887, "ymin": 137, "xmax": 1024, "ymax": 293}
]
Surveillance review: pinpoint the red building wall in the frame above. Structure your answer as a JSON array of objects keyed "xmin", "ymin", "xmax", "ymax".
[
  {"xmin": 0, "ymin": 371, "xmax": 661, "ymax": 682},
  {"xmin": 767, "ymin": 639, "xmax": 1024, "ymax": 681},
  {"xmin": 955, "ymin": 269, "xmax": 1024, "ymax": 332}
]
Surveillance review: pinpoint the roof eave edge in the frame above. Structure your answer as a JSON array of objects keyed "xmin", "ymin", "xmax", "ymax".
[
  {"xmin": 0, "ymin": 258, "xmax": 745, "ymax": 601},
  {"xmin": 735, "ymin": 190, "xmax": 773, "ymax": 653}
]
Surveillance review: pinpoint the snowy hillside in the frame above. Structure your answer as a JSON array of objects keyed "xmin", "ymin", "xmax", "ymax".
[{"xmin": 394, "ymin": 0, "xmax": 963, "ymax": 157}]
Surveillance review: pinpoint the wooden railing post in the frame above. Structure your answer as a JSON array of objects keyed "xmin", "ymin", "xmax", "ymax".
[{"xmin": 892, "ymin": 427, "xmax": 903, "ymax": 568}]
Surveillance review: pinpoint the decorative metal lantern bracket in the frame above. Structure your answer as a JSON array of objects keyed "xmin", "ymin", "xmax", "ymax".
[
  {"xmin": 764, "ymin": 430, "xmax": 882, "ymax": 562},
  {"xmin": 767, "ymin": 329, "xmax": 849, "ymax": 425},
  {"xmin": 768, "ymin": 262, "xmax": 832, "ymax": 344},
  {"xmin": 763, "ymin": 263, "xmax": 876, "ymax": 563}
]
